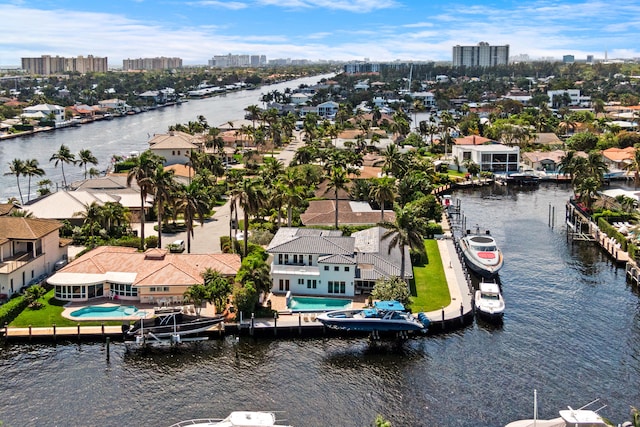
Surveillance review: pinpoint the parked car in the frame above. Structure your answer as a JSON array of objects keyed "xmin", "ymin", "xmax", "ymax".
[
  {"xmin": 54, "ymin": 257, "xmax": 68, "ymax": 270},
  {"xmin": 168, "ymin": 240, "xmax": 185, "ymax": 253}
]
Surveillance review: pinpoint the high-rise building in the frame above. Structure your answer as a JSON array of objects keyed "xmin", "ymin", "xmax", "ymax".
[
  {"xmin": 563, "ymin": 55, "xmax": 575, "ymax": 64},
  {"xmin": 452, "ymin": 42, "xmax": 509, "ymax": 67},
  {"xmin": 21, "ymin": 55, "xmax": 108, "ymax": 74},
  {"xmin": 209, "ymin": 54, "xmax": 264, "ymax": 68},
  {"xmin": 122, "ymin": 57, "xmax": 182, "ymax": 71}
]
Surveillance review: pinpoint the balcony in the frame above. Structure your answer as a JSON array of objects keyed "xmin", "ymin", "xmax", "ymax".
[{"xmin": 0, "ymin": 251, "xmax": 38, "ymax": 274}]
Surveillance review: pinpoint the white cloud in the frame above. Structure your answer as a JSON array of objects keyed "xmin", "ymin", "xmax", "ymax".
[
  {"xmin": 256, "ymin": 0, "xmax": 399, "ymax": 13},
  {"xmin": 188, "ymin": 1, "xmax": 248, "ymax": 10}
]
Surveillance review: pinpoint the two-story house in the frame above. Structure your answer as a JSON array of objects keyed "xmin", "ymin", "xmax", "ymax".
[
  {"xmin": 0, "ymin": 217, "xmax": 67, "ymax": 297},
  {"xmin": 148, "ymin": 131, "xmax": 203, "ymax": 166},
  {"xmin": 267, "ymin": 227, "xmax": 412, "ymax": 298}
]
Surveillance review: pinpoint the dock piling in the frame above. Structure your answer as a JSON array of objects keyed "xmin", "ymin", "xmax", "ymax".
[{"xmin": 106, "ymin": 337, "xmax": 110, "ymax": 362}]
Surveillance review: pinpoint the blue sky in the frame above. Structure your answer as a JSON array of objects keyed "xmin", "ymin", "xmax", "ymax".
[{"xmin": 1, "ymin": 0, "xmax": 639, "ymax": 66}]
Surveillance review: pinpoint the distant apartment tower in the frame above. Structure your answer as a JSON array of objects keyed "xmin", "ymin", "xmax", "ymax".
[
  {"xmin": 563, "ymin": 55, "xmax": 575, "ymax": 64},
  {"xmin": 122, "ymin": 57, "xmax": 182, "ymax": 71},
  {"xmin": 209, "ymin": 54, "xmax": 264, "ymax": 68},
  {"xmin": 452, "ymin": 42, "xmax": 509, "ymax": 67},
  {"xmin": 344, "ymin": 62, "xmax": 381, "ymax": 74},
  {"xmin": 21, "ymin": 55, "xmax": 108, "ymax": 75}
]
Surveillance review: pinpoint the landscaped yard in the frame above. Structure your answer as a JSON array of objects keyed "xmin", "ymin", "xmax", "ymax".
[
  {"xmin": 10, "ymin": 290, "xmax": 121, "ymax": 327},
  {"xmin": 411, "ymin": 239, "xmax": 451, "ymax": 312}
]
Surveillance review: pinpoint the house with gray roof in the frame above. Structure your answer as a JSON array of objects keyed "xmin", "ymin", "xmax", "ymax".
[{"xmin": 266, "ymin": 226, "xmax": 411, "ymax": 297}]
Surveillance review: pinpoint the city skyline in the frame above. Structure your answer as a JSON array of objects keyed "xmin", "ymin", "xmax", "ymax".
[{"xmin": 1, "ymin": 0, "xmax": 640, "ymax": 66}]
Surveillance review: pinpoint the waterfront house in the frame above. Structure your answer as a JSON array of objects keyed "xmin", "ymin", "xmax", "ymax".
[
  {"xmin": 266, "ymin": 226, "xmax": 411, "ymax": 297},
  {"xmin": 148, "ymin": 131, "xmax": 203, "ymax": 166},
  {"xmin": 300, "ymin": 200, "xmax": 394, "ymax": 227},
  {"xmin": 47, "ymin": 246, "xmax": 241, "ymax": 303},
  {"xmin": 521, "ymin": 150, "xmax": 571, "ymax": 173},
  {"xmin": 317, "ymin": 101, "xmax": 339, "ymax": 118},
  {"xmin": 601, "ymin": 147, "xmax": 636, "ymax": 172},
  {"xmin": 0, "ymin": 217, "xmax": 67, "ymax": 297},
  {"xmin": 21, "ymin": 103, "xmax": 65, "ymax": 124},
  {"xmin": 98, "ymin": 99, "xmax": 130, "ymax": 115},
  {"xmin": 451, "ymin": 143, "xmax": 520, "ymax": 173}
]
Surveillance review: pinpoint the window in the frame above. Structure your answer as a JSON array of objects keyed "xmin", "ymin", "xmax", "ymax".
[
  {"xmin": 284, "ymin": 254, "xmax": 289, "ymax": 264},
  {"xmin": 278, "ymin": 254, "xmax": 283, "ymax": 264},
  {"xmin": 308, "ymin": 255, "xmax": 313, "ymax": 265},
  {"xmin": 324, "ymin": 265, "xmax": 329, "ymax": 271},
  {"xmin": 311, "ymin": 280, "xmax": 317, "ymax": 289},
  {"xmin": 334, "ymin": 266, "xmax": 339, "ymax": 271},
  {"xmin": 340, "ymin": 282, "xmax": 346, "ymax": 294},
  {"xmin": 298, "ymin": 278, "xmax": 304, "ymax": 285},
  {"xmin": 328, "ymin": 281, "xmax": 334, "ymax": 293},
  {"xmin": 293, "ymin": 254, "xmax": 298, "ymax": 264},
  {"xmin": 344, "ymin": 266, "xmax": 350, "ymax": 272},
  {"xmin": 279, "ymin": 279, "xmax": 284, "ymax": 291}
]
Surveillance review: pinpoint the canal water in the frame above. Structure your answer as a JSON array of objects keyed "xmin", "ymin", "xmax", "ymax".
[
  {"xmin": 1, "ymin": 185, "xmax": 639, "ymax": 427},
  {"xmin": 0, "ymin": 73, "xmax": 334, "ymax": 201}
]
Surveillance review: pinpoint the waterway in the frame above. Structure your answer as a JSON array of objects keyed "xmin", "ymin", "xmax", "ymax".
[
  {"xmin": 0, "ymin": 73, "xmax": 335, "ymax": 201},
  {"xmin": 1, "ymin": 185, "xmax": 639, "ymax": 427}
]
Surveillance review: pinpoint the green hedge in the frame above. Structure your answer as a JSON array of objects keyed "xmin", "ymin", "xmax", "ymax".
[
  {"xmin": 0, "ymin": 295, "xmax": 29, "ymax": 327},
  {"xmin": 597, "ymin": 217, "xmax": 628, "ymax": 251}
]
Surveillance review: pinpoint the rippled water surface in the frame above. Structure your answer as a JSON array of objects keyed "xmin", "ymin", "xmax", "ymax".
[{"xmin": 2, "ymin": 186, "xmax": 640, "ymax": 427}]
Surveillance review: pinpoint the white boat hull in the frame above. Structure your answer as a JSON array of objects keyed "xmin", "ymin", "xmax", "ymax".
[{"xmin": 460, "ymin": 233, "xmax": 504, "ymax": 278}]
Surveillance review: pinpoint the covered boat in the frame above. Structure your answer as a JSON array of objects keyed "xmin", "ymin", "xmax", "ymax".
[{"xmin": 125, "ymin": 307, "xmax": 224, "ymax": 344}]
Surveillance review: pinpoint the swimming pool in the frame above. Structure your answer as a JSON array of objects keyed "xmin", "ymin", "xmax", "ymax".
[
  {"xmin": 69, "ymin": 305, "xmax": 147, "ymax": 319},
  {"xmin": 287, "ymin": 296, "xmax": 352, "ymax": 312}
]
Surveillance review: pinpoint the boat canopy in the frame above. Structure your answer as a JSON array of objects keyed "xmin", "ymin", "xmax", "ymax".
[{"xmin": 374, "ymin": 301, "xmax": 405, "ymax": 311}]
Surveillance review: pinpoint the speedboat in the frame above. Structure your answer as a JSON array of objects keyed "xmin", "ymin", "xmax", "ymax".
[
  {"xmin": 167, "ymin": 411, "xmax": 293, "ymax": 427},
  {"xmin": 125, "ymin": 307, "xmax": 224, "ymax": 344},
  {"xmin": 316, "ymin": 300, "xmax": 429, "ymax": 332},
  {"xmin": 474, "ymin": 280, "xmax": 505, "ymax": 321},
  {"xmin": 459, "ymin": 226, "xmax": 504, "ymax": 278}
]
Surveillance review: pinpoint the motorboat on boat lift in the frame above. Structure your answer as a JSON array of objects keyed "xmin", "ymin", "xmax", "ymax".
[
  {"xmin": 459, "ymin": 225, "xmax": 504, "ymax": 278},
  {"xmin": 316, "ymin": 300, "xmax": 429, "ymax": 332}
]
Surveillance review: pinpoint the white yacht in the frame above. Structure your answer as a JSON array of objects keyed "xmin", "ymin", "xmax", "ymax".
[
  {"xmin": 474, "ymin": 280, "xmax": 505, "ymax": 321},
  {"xmin": 168, "ymin": 411, "xmax": 293, "ymax": 427},
  {"xmin": 459, "ymin": 226, "xmax": 504, "ymax": 278}
]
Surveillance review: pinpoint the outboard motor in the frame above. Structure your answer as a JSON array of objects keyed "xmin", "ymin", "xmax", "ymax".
[{"xmin": 417, "ymin": 313, "xmax": 430, "ymax": 329}]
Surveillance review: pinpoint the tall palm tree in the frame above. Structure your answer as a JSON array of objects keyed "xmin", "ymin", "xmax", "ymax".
[
  {"xmin": 149, "ymin": 165, "xmax": 176, "ymax": 249},
  {"xmin": 278, "ymin": 168, "xmax": 307, "ymax": 227},
  {"xmin": 370, "ymin": 177, "xmax": 397, "ymax": 221},
  {"xmin": 324, "ymin": 167, "xmax": 350, "ymax": 230},
  {"xmin": 77, "ymin": 149, "xmax": 99, "ymax": 179},
  {"xmin": 177, "ymin": 181, "xmax": 211, "ymax": 254},
  {"xmin": 126, "ymin": 150, "xmax": 163, "ymax": 250},
  {"xmin": 624, "ymin": 147, "xmax": 640, "ymax": 187},
  {"xmin": 230, "ymin": 177, "xmax": 266, "ymax": 257},
  {"xmin": 73, "ymin": 201, "xmax": 104, "ymax": 242},
  {"xmin": 23, "ymin": 159, "xmax": 45, "ymax": 203},
  {"xmin": 379, "ymin": 205, "xmax": 426, "ymax": 281},
  {"xmin": 49, "ymin": 144, "xmax": 76, "ymax": 189},
  {"xmin": 5, "ymin": 158, "xmax": 26, "ymax": 205}
]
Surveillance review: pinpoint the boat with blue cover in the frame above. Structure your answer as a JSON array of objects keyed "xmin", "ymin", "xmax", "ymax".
[{"xmin": 316, "ymin": 300, "xmax": 429, "ymax": 332}]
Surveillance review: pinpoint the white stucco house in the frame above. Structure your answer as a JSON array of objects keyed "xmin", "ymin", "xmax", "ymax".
[
  {"xmin": 266, "ymin": 227, "xmax": 412, "ymax": 297},
  {"xmin": 451, "ymin": 143, "xmax": 520, "ymax": 173},
  {"xmin": 21, "ymin": 103, "xmax": 65, "ymax": 123},
  {"xmin": 148, "ymin": 131, "xmax": 203, "ymax": 166}
]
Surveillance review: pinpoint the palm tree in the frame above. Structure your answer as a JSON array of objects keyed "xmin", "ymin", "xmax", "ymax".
[
  {"xmin": 278, "ymin": 168, "xmax": 307, "ymax": 227},
  {"xmin": 23, "ymin": 159, "xmax": 45, "ymax": 202},
  {"xmin": 49, "ymin": 144, "xmax": 76, "ymax": 189},
  {"xmin": 5, "ymin": 158, "xmax": 26, "ymax": 204},
  {"xmin": 77, "ymin": 149, "xmax": 98, "ymax": 179},
  {"xmin": 74, "ymin": 201, "xmax": 104, "ymax": 242},
  {"xmin": 381, "ymin": 143, "xmax": 405, "ymax": 178},
  {"xmin": 149, "ymin": 165, "xmax": 176, "ymax": 248},
  {"xmin": 324, "ymin": 167, "xmax": 350, "ymax": 230},
  {"xmin": 370, "ymin": 177, "xmax": 396, "ymax": 221},
  {"xmin": 245, "ymin": 104, "xmax": 261, "ymax": 130},
  {"xmin": 379, "ymin": 205, "xmax": 426, "ymax": 281},
  {"xmin": 202, "ymin": 268, "xmax": 232, "ymax": 314},
  {"xmin": 126, "ymin": 150, "xmax": 163, "ymax": 250},
  {"xmin": 183, "ymin": 284, "xmax": 208, "ymax": 316},
  {"xmin": 624, "ymin": 147, "xmax": 640, "ymax": 187},
  {"xmin": 230, "ymin": 177, "xmax": 266, "ymax": 256},
  {"xmin": 177, "ymin": 181, "xmax": 211, "ymax": 254}
]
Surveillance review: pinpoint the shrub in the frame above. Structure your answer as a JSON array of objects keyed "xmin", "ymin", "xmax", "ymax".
[
  {"xmin": 145, "ymin": 235, "xmax": 159, "ymax": 249},
  {"xmin": 0, "ymin": 295, "xmax": 28, "ymax": 326}
]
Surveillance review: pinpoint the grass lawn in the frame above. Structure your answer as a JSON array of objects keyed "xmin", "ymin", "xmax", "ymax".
[
  {"xmin": 10, "ymin": 290, "xmax": 122, "ymax": 327},
  {"xmin": 410, "ymin": 239, "xmax": 451, "ymax": 312}
]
